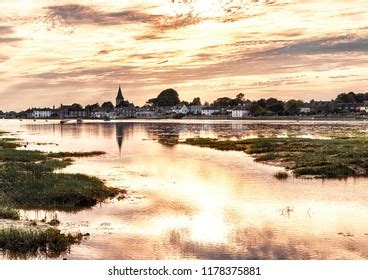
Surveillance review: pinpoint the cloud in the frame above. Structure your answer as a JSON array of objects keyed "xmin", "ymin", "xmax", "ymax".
[
  {"xmin": 97, "ymin": 49, "xmax": 112, "ymax": 55},
  {"xmin": 0, "ymin": 37, "xmax": 23, "ymax": 43},
  {"xmin": 258, "ymin": 35, "xmax": 368, "ymax": 56},
  {"xmin": 0, "ymin": 54, "xmax": 9, "ymax": 62},
  {"xmin": 44, "ymin": 4, "xmax": 157, "ymax": 26},
  {"xmin": 43, "ymin": 4, "xmax": 201, "ymax": 32},
  {"xmin": 0, "ymin": 26, "xmax": 14, "ymax": 35},
  {"xmin": 0, "ymin": 25, "xmax": 23, "ymax": 44}
]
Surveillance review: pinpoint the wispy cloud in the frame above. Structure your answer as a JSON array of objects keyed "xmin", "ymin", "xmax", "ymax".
[
  {"xmin": 0, "ymin": 25, "xmax": 23, "ymax": 44},
  {"xmin": 44, "ymin": 4, "xmax": 158, "ymax": 26},
  {"xmin": 43, "ymin": 4, "xmax": 201, "ymax": 32}
]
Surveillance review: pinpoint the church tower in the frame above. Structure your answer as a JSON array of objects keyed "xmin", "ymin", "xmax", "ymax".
[{"xmin": 115, "ymin": 85, "xmax": 124, "ymax": 107}]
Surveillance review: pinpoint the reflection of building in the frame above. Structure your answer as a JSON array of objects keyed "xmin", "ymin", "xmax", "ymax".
[
  {"xmin": 115, "ymin": 123, "xmax": 134, "ymax": 153},
  {"xmin": 116, "ymin": 123, "xmax": 124, "ymax": 153},
  {"xmin": 145, "ymin": 123, "xmax": 179, "ymax": 146}
]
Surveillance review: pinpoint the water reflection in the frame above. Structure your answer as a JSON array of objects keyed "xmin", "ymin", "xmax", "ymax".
[{"xmin": 1, "ymin": 119, "xmax": 368, "ymax": 259}]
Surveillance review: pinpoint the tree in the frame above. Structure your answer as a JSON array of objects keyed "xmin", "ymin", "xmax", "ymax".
[
  {"xmin": 265, "ymin": 98, "xmax": 285, "ymax": 115},
  {"xmin": 71, "ymin": 103, "xmax": 83, "ymax": 110},
  {"xmin": 85, "ymin": 103, "xmax": 100, "ymax": 111},
  {"xmin": 148, "ymin": 88, "xmax": 180, "ymax": 107},
  {"xmin": 212, "ymin": 97, "xmax": 236, "ymax": 107},
  {"xmin": 101, "ymin": 101, "xmax": 114, "ymax": 110},
  {"xmin": 336, "ymin": 92, "xmax": 356, "ymax": 103},
  {"xmin": 285, "ymin": 99, "xmax": 304, "ymax": 115},
  {"xmin": 190, "ymin": 97, "xmax": 201, "ymax": 106},
  {"xmin": 235, "ymin": 93, "xmax": 245, "ymax": 103},
  {"xmin": 250, "ymin": 102, "xmax": 264, "ymax": 116}
]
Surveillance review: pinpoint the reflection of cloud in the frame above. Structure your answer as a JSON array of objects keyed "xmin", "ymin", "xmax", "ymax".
[
  {"xmin": 114, "ymin": 191, "xmax": 196, "ymax": 223},
  {"xmin": 166, "ymin": 227, "xmax": 316, "ymax": 259}
]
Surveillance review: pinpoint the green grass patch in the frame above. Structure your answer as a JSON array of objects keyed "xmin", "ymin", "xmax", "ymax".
[
  {"xmin": 0, "ymin": 227, "xmax": 82, "ymax": 259},
  {"xmin": 0, "ymin": 161, "xmax": 121, "ymax": 211},
  {"xmin": 184, "ymin": 137, "xmax": 368, "ymax": 179},
  {"xmin": 0, "ymin": 133, "xmax": 123, "ymax": 211}
]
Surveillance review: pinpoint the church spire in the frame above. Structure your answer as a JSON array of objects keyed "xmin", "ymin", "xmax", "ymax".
[
  {"xmin": 116, "ymin": 85, "xmax": 123, "ymax": 99},
  {"xmin": 116, "ymin": 85, "xmax": 124, "ymax": 107}
]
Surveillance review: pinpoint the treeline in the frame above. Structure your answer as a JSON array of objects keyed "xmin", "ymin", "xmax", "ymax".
[
  {"xmin": 145, "ymin": 89, "xmax": 368, "ymax": 116},
  {"xmin": 208, "ymin": 91, "xmax": 368, "ymax": 116}
]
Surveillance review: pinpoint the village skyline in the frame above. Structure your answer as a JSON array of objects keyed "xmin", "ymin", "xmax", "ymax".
[
  {"xmin": 2, "ymin": 85, "xmax": 368, "ymax": 119},
  {"xmin": 1, "ymin": 1, "xmax": 367, "ymax": 111}
]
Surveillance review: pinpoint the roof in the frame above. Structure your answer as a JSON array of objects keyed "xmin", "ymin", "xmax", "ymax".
[{"xmin": 116, "ymin": 85, "xmax": 124, "ymax": 100}]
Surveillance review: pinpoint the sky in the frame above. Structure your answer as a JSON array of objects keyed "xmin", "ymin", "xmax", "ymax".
[{"xmin": 0, "ymin": 0, "xmax": 368, "ymax": 110}]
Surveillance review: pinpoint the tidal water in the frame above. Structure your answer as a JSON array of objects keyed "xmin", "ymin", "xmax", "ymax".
[{"xmin": 1, "ymin": 119, "xmax": 368, "ymax": 259}]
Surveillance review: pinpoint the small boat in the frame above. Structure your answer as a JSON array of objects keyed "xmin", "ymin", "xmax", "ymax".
[
  {"xmin": 76, "ymin": 118, "xmax": 83, "ymax": 124},
  {"xmin": 60, "ymin": 119, "xmax": 68, "ymax": 124}
]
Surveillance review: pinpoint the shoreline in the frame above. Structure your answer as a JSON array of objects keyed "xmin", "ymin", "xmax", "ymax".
[
  {"xmin": 3, "ymin": 115, "xmax": 368, "ymax": 122},
  {"xmin": 2, "ymin": 116, "xmax": 368, "ymax": 125}
]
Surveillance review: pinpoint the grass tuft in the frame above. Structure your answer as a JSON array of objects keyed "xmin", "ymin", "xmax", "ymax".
[
  {"xmin": 274, "ymin": 171, "xmax": 289, "ymax": 180},
  {"xmin": 0, "ymin": 207, "xmax": 20, "ymax": 220},
  {"xmin": 0, "ymin": 227, "xmax": 82, "ymax": 259}
]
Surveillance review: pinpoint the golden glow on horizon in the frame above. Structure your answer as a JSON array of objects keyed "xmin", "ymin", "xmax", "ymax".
[{"xmin": 0, "ymin": 0, "xmax": 367, "ymax": 110}]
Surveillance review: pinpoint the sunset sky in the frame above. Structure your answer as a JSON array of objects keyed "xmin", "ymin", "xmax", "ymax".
[{"xmin": 0, "ymin": 0, "xmax": 367, "ymax": 110}]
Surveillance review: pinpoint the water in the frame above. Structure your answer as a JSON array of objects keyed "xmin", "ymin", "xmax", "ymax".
[{"xmin": 1, "ymin": 119, "xmax": 368, "ymax": 259}]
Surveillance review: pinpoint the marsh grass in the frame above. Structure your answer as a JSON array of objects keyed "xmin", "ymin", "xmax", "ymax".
[
  {"xmin": 0, "ymin": 162, "xmax": 121, "ymax": 210},
  {"xmin": 48, "ymin": 151, "xmax": 106, "ymax": 158},
  {"xmin": 0, "ymin": 227, "xmax": 82, "ymax": 259},
  {"xmin": 0, "ymin": 207, "xmax": 20, "ymax": 220},
  {"xmin": 274, "ymin": 171, "xmax": 289, "ymax": 180},
  {"xmin": 185, "ymin": 137, "xmax": 368, "ymax": 179},
  {"xmin": 0, "ymin": 133, "xmax": 122, "ymax": 211}
]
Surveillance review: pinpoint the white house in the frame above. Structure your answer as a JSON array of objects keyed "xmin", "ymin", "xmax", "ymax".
[
  {"xmin": 231, "ymin": 105, "xmax": 249, "ymax": 118},
  {"xmin": 173, "ymin": 104, "xmax": 189, "ymax": 115},
  {"xmin": 189, "ymin": 105, "xmax": 202, "ymax": 115},
  {"xmin": 136, "ymin": 106, "xmax": 156, "ymax": 118},
  {"xmin": 357, "ymin": 106, "xmax": 368, "ymax": 112},
  {"xmin": 300, "ymin": 107, "xmax": 311, "ymax": 114},
  {"xmin": 201, "ymin": 107, "xmax": 219, "ymax": 116},
  {"xmin": 90, "ymin": 110, "xmax": 115, "ymax": 119},
  {"xmin": 30, "ymin": 109, "xmax": 53, "ymax": 119}
]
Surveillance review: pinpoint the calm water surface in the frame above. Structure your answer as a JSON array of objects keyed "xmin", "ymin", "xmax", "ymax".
[{"xmin": 1, "ymin": 119, "xmax": 368, "ymax": 259}]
